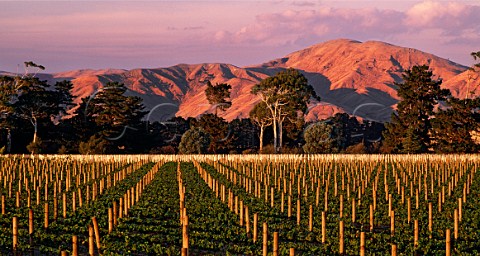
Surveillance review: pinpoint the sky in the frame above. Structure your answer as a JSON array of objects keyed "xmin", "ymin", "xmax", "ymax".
[{"xmin": 1, "ymin": 0, "xmax": 479, "ymax": 73}]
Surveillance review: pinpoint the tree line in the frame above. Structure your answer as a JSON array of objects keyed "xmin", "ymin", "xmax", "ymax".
[{"xmin": 0, "ymin": 54, "xmax": 478, "ymax": 154}]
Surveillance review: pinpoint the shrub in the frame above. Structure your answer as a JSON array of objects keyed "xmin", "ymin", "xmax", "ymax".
[{"xmin": 178, "ymin": 127, "xmax": 212, "ymax": 154}]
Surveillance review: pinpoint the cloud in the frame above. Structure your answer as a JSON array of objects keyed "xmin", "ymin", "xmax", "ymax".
[
  {"xmin": 213, "ymin": 7, "xmax": 406, "ymax": 46},
  {"xmin": 184, "ymin": 26, "xmax": 205, "ymax": 31},
  {"xmin": 406, "ymin": 1, "xmax": 469, "ymax": 27},
  {"xmin": 291, "ymin": 1, "xmax": 317, "ymax": 7},
  {"xmin": 212, "ymin": 1, "xmax": 480, "ymax": 49}
]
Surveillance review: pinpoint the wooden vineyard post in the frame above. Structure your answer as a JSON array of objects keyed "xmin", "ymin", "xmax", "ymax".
[
  {"xmin": 36, "ymin": 188, "xmax": 40, "ymax": 206},
  {"xmin": 72, "ymin": 192, "xmax": 76, "ymax": 213},
  {"xmin": 13, "ymin": 216, "xmax": 18, "ymax": 254},
  {"xmin": 240, "ymin": 201, "xmax": 244, "ymax": 226},
  {"xmin": 16, "ymin": 191, "xmax": 20, "ymax": 208},
  {"xmin": 44, "ymin": 203, "xmax": 49, "ymax": 229},
  {"xmin": 288, "ymin": 196, "xmax": 292, "ymax": 218},
  {"xmin": 27, "ymin": 208, "xmax": 34, "ymax": 233},
  {"xmin": 108, "ymin": 208, "xmax": 113, "ymax": 233},
  {"xmin": 273, "ymin": 231, "xmax": 279, "ymax": 256},
  {"xmin": 446, "ymin": 229, "xmax": 451, "ymax": 256},
  {"xmin": 360, "ymin": 231, "xmax": 365, "ymax": 256},
  {"xmin": 263, "ymin": 222, "xmax": 268, "ymax": 256},
  {"xmin": 414, "ymin": 220, "xmax": 419, "ymax": 247},
  {"xmin": 63, "ymin": 193, "xmax": 67, "ymax": 219},
  {"xmin": 281, "ymin": 193, "xmax": 284, "ymax": 213},
  {"xmin": 388, "ymin": 194, "xmax": 392, "ymax": 216},
  {"xmin": 78, "ymin": 188, "xmax": 83, "ymax": 207},
  {"xmin": 182, "ymin": 215, "xmax": 189, "ymax": 255},
  {"xmin": 253, "ymin": 213, "xmax": 258, "ymax": 242},
  {"xmin": 322, "ymin": 211, "xmax": 326, "ymax": 243},
  {"xmin": 369, "ymin": 204, "xmax": 374, "ymax": 231},
  {"xmin": 458, "ymin": 198, "xmax": 462, "ymax": 222},
  {"xmin": 407, "ymin": 198, "xmax": 411, "ymax": 224},
  {"xmin": 296, "ymin": 199, "xmax": 301, "ymax": 226},
  {"xmin": 92, "ymin": 217, "xmax": 101, "ymax": 252},
  {"xmin": 27, "ymin": 189, "xmax": 31, "ymax": 208},
  {"xmin": 119, "ymin": 198, "xmax": 123, "ymax": 219},
  {"xmin": 246, "ymin": 206, "xmax": 250, "ymax": 234},
  {"xmin": 438, "ymin": 193, "xmax": 442, "ymax": 212},
  {"xmin": 88, "ymin": 225, "xmax": 94, "ymax": 256},
  {"xmin": 53, "ymin": 196, "xmax": 58, "ymax": 221},
  {"xmin": 340, "ymin": 194, "xmax": 343, "ymax": 218},
  {"xmin": 270, "ymin": 187, "xmax": 274, "ymax": 208},
  {"xmin": 2, "ymin": 195, "xmax": 5, "ymax": 215},
  {"xmin": 339, "ymin": 220, "xmax": 344, "ymax": 255},
  {"xmin": 113, "ymin": 201, "xmax": 118, "ymax": 226},
  {"xmin": 390, "ymin": 210, "xmax": 395, "ymax": 236},
  {"xmin": 391, "ymin": 243, "xmax": 397, "ymax": 256},
  {"xmin": 72, "ymin": 235, "xmax": 78, "ymax": 256},
  {"xmin": 308, "ymin": 205, "xmax": 313, "ymax": 231},
  {"xmin": 235, "ymin": 196, "xmax": 238, "ymax": 214},
  {"xmin": 324, "ymin": 190, "xmax": 328, "ymax": 212},
  {"xmin": 29, "ymin": 208, "xmax": 34, "ymax": 245},
  {"xmin": 290, "ymin": 248, "xmax": 295, "ymax": 256}
]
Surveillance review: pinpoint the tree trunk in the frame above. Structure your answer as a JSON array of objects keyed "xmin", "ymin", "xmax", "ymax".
[
  {"xmin": 32, "ymin": 116, "xmax": 38, "ymax": 144},
  {"xmin": 272, "ymin": 119, "xmax": 278, "ymax": 153},
  {"xmin": 259, "ymin": 124, "xmax": 264, "ymax": 153},
  {"xmin": 6, "ymin": 128, "xmax": 11, "ymax": 153},
  {"xmin": 279, "ymin": 120, "xmax": 283, "ymax": 153},
  {"xmin": 273, "ymin": 104, "xmax": 279, "ymax": 153}
]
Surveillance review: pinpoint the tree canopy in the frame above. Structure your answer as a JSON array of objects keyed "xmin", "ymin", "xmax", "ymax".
[
  {"xmin": 383, "ymin": 65, "xmax": 450, "ymax": 153},
  {"xmin": 251, "ymin": 68, "xmax": 319, "ymax": 153},
  {"xmin": 205, "ymin": 81, "xmax": 232, "ymax": 115}
]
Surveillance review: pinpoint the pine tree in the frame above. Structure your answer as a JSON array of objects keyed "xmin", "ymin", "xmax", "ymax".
[
  {"xmin": 432, "ymin": 95, "xmax": 480, "ymax": 153},
  {"xmin": 383, "ymin": 65, "xmax": 450, "ymax": 153},
  {"xmin": 84, "ymin": 81, "xmax": 146, "ymax": 153},
  {"xmin": 205, "ymin": 81, "xmax": 232, "ymax": 115}
]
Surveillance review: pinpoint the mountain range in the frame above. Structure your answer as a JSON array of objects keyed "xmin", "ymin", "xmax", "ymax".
[{"xmin": 2, "ymin": 39, "xmax": 478, "ymax": 123}]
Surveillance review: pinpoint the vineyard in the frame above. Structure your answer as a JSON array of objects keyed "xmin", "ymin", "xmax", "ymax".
[{"xmin": 0, "ymin": 154, "xmax": 479, "ymax": 255}]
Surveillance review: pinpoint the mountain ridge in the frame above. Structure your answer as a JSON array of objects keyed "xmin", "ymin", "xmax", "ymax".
[{"xmin": 2, "ymin": 39, "xmax": 478, "ymax": 123}]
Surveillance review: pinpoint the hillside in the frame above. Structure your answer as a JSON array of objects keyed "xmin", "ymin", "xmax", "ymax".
[{"xmin": 8, "ymin": 39, "xmax": 480, "ymax": 122}]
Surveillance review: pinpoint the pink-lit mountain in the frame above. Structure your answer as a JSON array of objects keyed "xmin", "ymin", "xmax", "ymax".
[{"xmin": 4, "ymin": 39, "xmax": 478, "ymax": 122}]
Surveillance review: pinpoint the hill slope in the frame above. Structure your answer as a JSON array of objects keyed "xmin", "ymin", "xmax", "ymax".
[{"xmin": 11, "ymin": 39, "xmax": 479, "ymax": 122}]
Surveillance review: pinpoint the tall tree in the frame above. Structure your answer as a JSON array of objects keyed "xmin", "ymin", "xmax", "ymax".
[
  {"xmin": 0, "ymin": 76, "xmax": 18, "ymax": 152},
  {"xmin": 249, "ymin": 102, "xmax": 272, "ymax": 152},
  {"xmin": 329, "ymin": 113, "xmax": 362, "ymax": 150},
  {"xmin": 432, "ymin": 97, "xmax": 480, "ymax": 153},
  {"xmin": 205, "ymin": 81, "xmax": 232, "ymax": 115},
  {"xmin": 432, "ymin": 51, "xmax": 480, "ymax": 153},
  {"xmin": 383, "ymin": 65, "xmax": 450, "ymax": 153},
  {"xmin": 194, "ymin": 113, "xmax": 229, "ymax": 153},
  {"xmin": 0, "ymin": 62, "xmax": 48, "ymax": 152},
  {"xmin": 251, "ymin": 68, "xmax": 318, "ymax": 153},
  {"xmin": 228, "ymin": 118, "xmax": 257, "ymax": 153},
  {"xmin": 12, "ymin": 62, "xmax": 70, "ymax": 151},
  {"xmin": 85, "ymin": 81, "xmax": 146, "ymax": 152}
]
